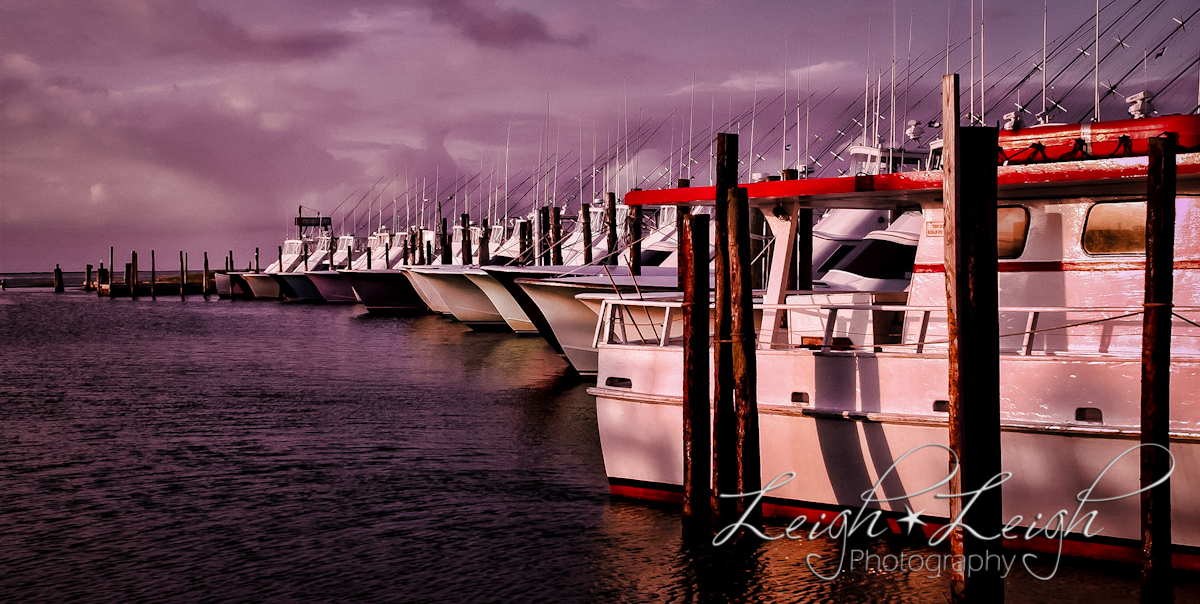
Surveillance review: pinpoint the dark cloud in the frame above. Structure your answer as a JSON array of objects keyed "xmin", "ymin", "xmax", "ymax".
[
  {"xmin": 0, "ymin": 0, "xmax": 353, "ymax": 63},
  {"xmin": 415, "ymin": 0, "xmax": 590, "ymax": 49}
]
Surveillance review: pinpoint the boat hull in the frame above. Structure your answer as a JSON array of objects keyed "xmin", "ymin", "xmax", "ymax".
[
  {"xmin": 464, "ymin": 271, "xmax": 538, "ymax": 334},
  {"xmin": 239, "ymin": 273, "xmax": 282, "ymax": 299},
  {"xmin": 400, "ymin": 268, "xmax": 454, "ymax": 314},
  {"xmin": 272, "ymin": 273, "xmax": 324, "ymax": 303},
  {"xmin": 410, "ymin": 268, "xmax": 508, "ymax": 330},
  {"xmin": 306, "ymin": 271, "xmax": 359, "ymax": 304},
  {"xmin": 339, "ymin": 269, "xmax": 427, "ymax": 314}
]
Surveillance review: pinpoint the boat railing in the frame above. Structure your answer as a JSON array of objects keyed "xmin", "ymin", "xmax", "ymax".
[{"xmin": 593, "ymin": 298, "xmax": 1200, "ymax": 358}]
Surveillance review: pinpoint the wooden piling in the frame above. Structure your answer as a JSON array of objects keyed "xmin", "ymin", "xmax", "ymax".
[
  {"xmin": 941, "ymin": 73, "xmax": 1003, "ymax": 603},
  {"xmin": 677, "ymin": 205, "xmax": 693, "ymax": 291},
  {"xmin": 53, "ymin": 264, "xmax": 65, "ymax": 293},
  {"xmin": 630, "ymin": 204, "xmax": 643, "ymax": 276},
  {"xmin": 682, "ymin": 212, "xmax": 711, "ymax": 532},
  {"xmin": 180, "ymin": 251, "xmax": 186, "ymax": 298},
  {"xmin": 605, "ymin": 193, "xmax": 618, "ymax": 266},
  {"xmin": 125, "ymin": 263, "xmax": 133, "ymax": 295},
  {"xmin": 712, "ymin": 132, "xmax": 738, "ymax": 526},
  {"xmin": 384, "ymin": 241, "xmax": 390, "ymax": 269},
  {"xmin": 97, "ymin": 264, "xmax": 107, "ymax": 294},
  {"xmin": 84, "ymin": 264, "xmax": 94, "ymax": 291},
  {"xmin": 551, "ymin": 206, "xmax": 563, "ymax": 265},
  {"xmin": 519, "ymin": 221, "xmax": 533, "ymax": 265},
  {"xmin": 131, "ymin": 251, "xmax": 139, "ymax": 300},
  {"xmin": 109, "ymin": 247, "xmax": 114, "ymax": 284},
  {"xmin": 538, "ymin": 206, "xmax": 551, "ymax": 265},
  {"xmin": 150, "ymin": 250, "xmax": 156, "ymax": 299},
  {"xmin": 479, "ymin": 219, "xmax": 491, "ymax": 266},
  {"xmin": 581, "ymin": 203, "xmax": 593, "ymax": 265},
  {"xmin": 203, "ymin": 252, "xmax": 210, "ymax": 298},
  {"xmin": 440, "ymin": 218, "xmax": 451, "ymax": 265},
  {"xmin": 461, "ymin": 214, "xmax": 473, "ymax": 265},
  {"xmin": 726, "ymin": 185, "xmax": 762, "ymax": 530},
  {"xmin": 1141, "ymin": 133, "xmax": 1177, "ymax": 604}
]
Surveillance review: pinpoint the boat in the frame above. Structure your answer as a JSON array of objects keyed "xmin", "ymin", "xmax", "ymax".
[
  {"xmin": 339, "ymin": 229, "xmax": 428, "ymax": 314},
  {"xmin": 587, "ymin": 113, "xmax": 1200, "ymax": 567}
]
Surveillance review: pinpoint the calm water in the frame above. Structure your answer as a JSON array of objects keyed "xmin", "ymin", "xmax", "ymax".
[{"xmin": 1, "ymin": 288, "xmax": 1197, "ymax": 603}]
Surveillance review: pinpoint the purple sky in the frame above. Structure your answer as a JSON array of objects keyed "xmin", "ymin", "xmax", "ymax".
[{"xmin": 3, "ymin": 0, "xmax": 1199, "ymax": 272}]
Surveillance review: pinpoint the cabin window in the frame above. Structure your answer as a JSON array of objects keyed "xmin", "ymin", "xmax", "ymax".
[
  {"xmin": 997, "ymin": 206, "xmax": 1030, "ymax": 259},
  {"xmin": 1083, "ymin": 201, "xmax": 1146, "ymax": 255}
]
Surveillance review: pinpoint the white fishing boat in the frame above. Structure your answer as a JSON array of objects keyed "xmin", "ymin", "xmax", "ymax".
[
  {"xmin": 339, "ymin": 229, "xmax": 427, "ymax": 314},
  {"xmin": 587, "ymin": 113, "xmax": 1200, "ymax": 567}
]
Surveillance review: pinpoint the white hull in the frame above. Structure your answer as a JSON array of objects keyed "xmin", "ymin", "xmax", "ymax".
[
  {"xmin": 464, "ymin": 270, "xmax": 538, "ymax": 334},
  {"xmin": 400, "ymin": 268, "xmax": 453, "ymax": 314},
  {"xmin": 590, "ymin": 344, "xmax": 1200, "ymax": 551},
  {"xmin": 409, "ymin": 267, "xmax": 508, "ymax": 329},
  {"xmin": 239, "ymin": 273, "xmax": 282, "ymax": 299}
]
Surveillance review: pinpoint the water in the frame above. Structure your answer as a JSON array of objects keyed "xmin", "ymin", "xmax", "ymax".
[{"xmin": 2, "ymin": 289, "xmax": 1197, "ymax": 603}]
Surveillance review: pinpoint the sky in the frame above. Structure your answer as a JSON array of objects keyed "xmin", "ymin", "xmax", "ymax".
[{"xmin": 3, "ymin": 0, "xmax": 1199, "ymax": 272}]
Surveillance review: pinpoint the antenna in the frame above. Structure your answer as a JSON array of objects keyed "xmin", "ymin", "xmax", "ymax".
[
  {"xmin": 1094, "ymin": 0, "xmax": 1100, "ymax": 121},
  {"xmin": 783, "ymin": 27, "xmax": 789, "ymax": 172},
  {"xmin": 750, "ymin": 72, "xmax": 758, "ymax": 178},
  {"xmin": 689, "ymin": 73, "xmax": 696, "ymax": 181},
  {"xmin": 891, "ymin": 0, "xmax": 897, "ymax": 154},
  {"xmin": 980, "ymin": 0, "xmax": 985, "ymax": 125},
  {"xmin": 1042, "ymin": 0, "xmax": 1047, "ymax": 115}
]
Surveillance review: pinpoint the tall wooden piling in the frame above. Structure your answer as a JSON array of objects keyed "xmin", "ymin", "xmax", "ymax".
[
  {"xmin": 384, "ymin": 241, "xmax": 390, "ymax": 269},
  {"xmin": 605, "ymin": 193, "xmax": 618, "ymax": 265},
  {"xmin": 131, "ymin": 251, "xmax": 139, "ymax": 300},
  {"xmin": 440, "ymin": 218, "xmax": 451, "ymax": 265},
  {"xmin": 712, "ymin": 132, "xmax": 738, "ymax": 527},
  {"xmin": 479, "ymin": 219, "xmax": 490, "ymax": 266},
  {"xmin": 109, "ymin": 247, "xmax": 114, "ymax": 284},
  {"xmin": 461, "ymin": 214, "xmax": 473, "ymax": 265},
  {"xmin": 1141, "ymin": 133, "xmax": 1176, "ymax": 604},
  {"xmin": 98, "ymin": 264, "xmax": 108, "ymax": 295},
  {"xmin": 630, "ymin": 204, "xmax": 643, "ymax": 276},
  {"xmin": 203, "ymin": 252, "xmax": 210, "ymax": 299},
  {"xmin": 726, "ymin": 185, "xmax": 761, "ymax": 529},
  {"xmin": 84, "ymin": 264, "xmax": 94, "ymax": 291},
  {"xmin": 426, "ymin": 241, "xmax": 433, "ymax": 266},
  {"xmin": 180, "ymin": 251, "xmax": 186, "ymax": 298},
  {"xmin": 150, "ymin": 250, "xmax": 157, "ymax": 300},
  {"xmin": 519, "ymin": 221, "xmax": 532, "ymax": 265},
  {"xmin": 551, "ymin": 206, "xmax": 563, "ymax": 265},
  {"xmin": 53, "ymin": 264, "xmax": 65, "ymax": 293},
  {"xmin": 581, "ymin": 203, "xmax": 593, "ymax": 265},
  {"xmin": 941, "ymin": 73, "xmax": 1003, "ymax": 603},
  {"xmin": 538, "ymin": 206, "xmax": 551, "ymax": 265},
  {"xmin": 677, "ymin": 201, "xmax": 693, "ymax": 291},
  {"xmin": 682, "ymin": 212, "xmax": 711, "ymax": 532}
]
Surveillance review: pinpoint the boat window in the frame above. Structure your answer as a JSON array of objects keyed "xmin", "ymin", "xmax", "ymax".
[
  {"xmin": 833, "ymin": 240, "xmax": 917, "ymax": 281},
  {"xmin": 997, "ymin": 206, "xmax": 1030, "ymax": 259},
  {"xmin": 1083, "ymin": 201, "xmax": 1146, "ymax": 255}
]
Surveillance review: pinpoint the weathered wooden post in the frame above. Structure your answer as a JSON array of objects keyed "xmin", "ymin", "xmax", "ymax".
[
  {"xmin": 551, "ymin": 206, "xmax": 563, "ymax": 265},
  {"xmin": 203, "ymin": 252, "xmax": 210, "ymax": 299},
  {"xmin": 1141, "ymin": 133, "xmax": 1177, "ymax": 604},
  {"xmin": 109, "ymin": 247, "xmax": 114, "ymax": 284},
  {"xmin": 150, "ymin": 250, "xmax": 157, "ymax": 299},
  {"xmin": 440, "ymin": 218, "xmax": 451, "ymax": 264},
  {"xmin": 581, "ymin": 203, "xmax": 593, "ymax": 265},
  {"xmin": 941, "ymin": 73, "xmax": 1003, "ymax": 603},
  {"xmin": 479, "ymin": 219, "xmax": 491, "ymax": 266},
  {"xmin": 84, "ymin": 264, "xmax": 94, "ymax": 291},
  {"xmin": 124, "ymin": 263, "xmax": 133, "ymax": 296},
  {"xmin": 630, "ymin": 203, "xmax": 643, "ymax": 277},
  {"xmin": 179, "ymin": 251, "xmax": 186, "ymax": 298},
  {"xmin": 131, "ymin": 250, "xmax": 139, "ymax": 300},
  {"xmin": 606, "ymin": 192, "xmax": 618, "ymax": 265},
  {"xmin": 461, "ymin": 214, "xmax": 473, "ymax": 265},
  {"xmin": 278, "ymin": 246, "xmax": 283, "ymax": 272},
  {"xmin": 712, "ymin": 132, "xmax": 738, "ymax": 527},
  {"xmin": 97, "ymin": 264, "xmax": 107, "ymax": 294},
  {"xmin": 384, "ymin": 241, "xmax": 390, "ymax": 269},
  {"xmin": 538, "ymin": 206, "xmax": 551, "ymax": 265},
  {"xmin": 53, "ymin": 264, "xmax": 65, "ymax": 293},
  {"xmin": 726, "ymin": 185, "xmax": 762, "ymax": 530},
  {"xmin": 255, "ymin": 247, "xmax": 260, "ymax": 273},
  {"xmin": 519, "ymin": 221, "xmax": 532, "ymax": 265},
  {"xmin": 682, "ymin": 212, "xmax": 711, "ymax": 533}
]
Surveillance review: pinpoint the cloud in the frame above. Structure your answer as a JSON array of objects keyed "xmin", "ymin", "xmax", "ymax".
[
  {"xmin": 414, "ymin": 0, "xmax": 591, "ymax": 49},
  {"xmin": 0, "ymin": 0, "xmax": 354, "ymax": 63}
]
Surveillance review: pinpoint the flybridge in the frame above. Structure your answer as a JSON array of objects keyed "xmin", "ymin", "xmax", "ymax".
[{"xmin": 625, "ymin": 114, "xmax": 1200, "ymax": 208}]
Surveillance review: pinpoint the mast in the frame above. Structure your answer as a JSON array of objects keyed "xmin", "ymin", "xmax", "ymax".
[
  {"xmin": 1094, "ymin": 0, "xmax": 1100, "ymax": 121},
  {"xmin": 783, "ymin": 28, "xmax": 789, "ymax": 172},
  {"xmin": 1043, "ymin": 0, "xmax": 1048, "ymax": 116}
]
